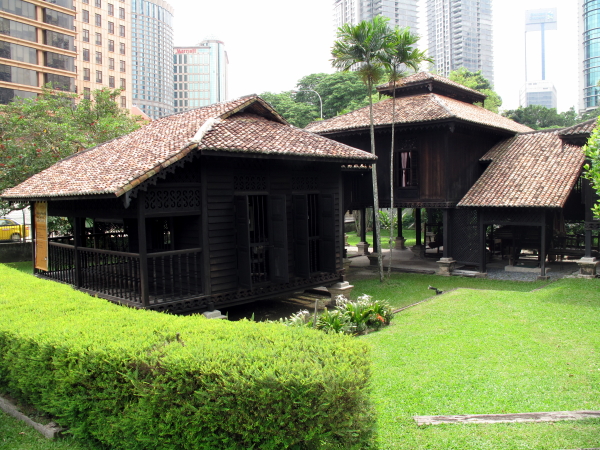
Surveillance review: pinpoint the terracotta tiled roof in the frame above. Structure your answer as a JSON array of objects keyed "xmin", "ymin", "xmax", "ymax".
[
  {"xmin": 377, "ymin": 71, "xmax": 485, "ymax": 100},
  {"xmin": 305, "ymin": 93, "xmax": 532, "ymax": 135},
  {"xmin": 559, "ymin": 118, "xmax": 597, "ymax": 136},
  {"xmin": 458, "ymin": 129, "xmax": 585, "ymax": 208},
  {"xmin": 2, "ymin": 95, "xmax": 376, "ymax": 200}
]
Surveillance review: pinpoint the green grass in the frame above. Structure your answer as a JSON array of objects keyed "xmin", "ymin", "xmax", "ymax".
[
  {"xmin": 347, "ymin": 228, "xmax": 416, "ymax": 248},
  {"xmin": 3, "ymin": 261, "xmax": 33, "ymax": 274},
  {"xmin": 358, "ymin": 277, "xmax": 600, "ymax": 449}
]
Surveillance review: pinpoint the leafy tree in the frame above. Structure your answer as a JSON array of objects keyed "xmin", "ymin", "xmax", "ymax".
[
  {"xmin": 332, "ymin": 15, "xmax": 393, "ymax": 282},
  {"xmin": 501, "ymin": 105, "xmax": 580, "ymax": 130},
  {"xmin": 259, "ymin": 91, "xmax": 318, "ymax": 128},
  {"xmin": 583, "ymin": 119, "xmax": 600, "ymax": 219},
  {"xmin": 448, "ymin": 67, "xmax": 502, "ymax": 113},
  {"xmin": 383, "ymin": 26, "xmax": 432, "ymax": 276},
  {"xmin": 0, "ymin": 87, "xmax": 140, "ymax": 215}
]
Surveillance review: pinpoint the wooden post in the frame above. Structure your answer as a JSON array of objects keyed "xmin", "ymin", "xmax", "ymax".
[
  {"xmin": 137, "ymin": 191, "xmax": 150, "ymax": 307},
  {"xmin": 30, "ymin": 202, "xmax": 37, "ymax": 275},
  {"xmin": 585, "ymin": 229, "xmax": 592, "ymax": 258},
  {"xmin": 540, "ymin": 220, "xmax": 546, "ymax": 277},
  {"xmin": 443, "ymin": 209, "xmax": 449, "ymax": 258},
  {"xmin": 415, "ymin": 208, "xmax": 422, "ymax": 246},
  {"xmin": 73, "ymin": 217, "xmax": 83, "ymax": 288},
  {"xmin": 480, "ymin": 220, "xmax": 486, "ymax": 274},
  {"xmin": 360, "ymin": 207, "xmax": 367, "ymax": 243},
  {"xmin": 397, "ymin": 207, "xmax": 403, "ymax": 239},
  {"xmin": 372, "ymin": 208, "xmax": 379, "ymax": 252}
]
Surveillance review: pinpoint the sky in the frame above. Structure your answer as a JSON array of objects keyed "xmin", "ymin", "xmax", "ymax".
[{"xmin": 167, "ymin": 0, "xmax": 580, "ymax": 113}]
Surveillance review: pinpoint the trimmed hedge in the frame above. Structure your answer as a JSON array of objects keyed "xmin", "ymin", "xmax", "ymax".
[{"xmin": 0, "ymin": 265, "xmax": 374, "ymax": 449}]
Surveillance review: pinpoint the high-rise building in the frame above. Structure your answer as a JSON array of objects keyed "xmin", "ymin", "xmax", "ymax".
[
  {"xmin": 579, "ymin": 0, "xmax": 600, "ymax": 112},
  {"xmin": 0, "ymin": 0, "xmax": 77, "ymax": 103},
  {"xmin": 131, "ymin": 0, "xmax": 174, "ymax": 119},
  {"xmin": 426, "ymin": 0, "xmax": 493, "ymax": 84},
  {"xmin": 520, "ymin": 8, "xmax": 557, "ymax": 109},
  {"xmin": 519, "ymin": 81, "xmax": 557, "ymax": 109},
  {"xmin": 173, "ymin": 39, "xmax": 228, "ymax": 114},
  {"xmin": 74, "ymin": 0, "xmax": 132, "ymax": 109},
  {"xmin": 333, "ymin": 0, "xmax": 418, "ymax": 35}
]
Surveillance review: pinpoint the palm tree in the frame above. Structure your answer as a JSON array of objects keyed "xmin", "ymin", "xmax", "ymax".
[
  {"xmin": 384, "ymin": 27, "xmax": 432, "ymax": 277},
  {"xmin": 332, "ymin": 16, "xmax": 392, "ymax": 282}
]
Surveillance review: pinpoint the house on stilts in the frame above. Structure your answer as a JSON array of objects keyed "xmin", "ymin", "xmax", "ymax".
[
  {"xmin": 305, "ymin": 72, "xmax": 600, "ymax": 278},
  {"xmin": 2, "ymin": 95, "xmax": 376, "ymax": 313}
]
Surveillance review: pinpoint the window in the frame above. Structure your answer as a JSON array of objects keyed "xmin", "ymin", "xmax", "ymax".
[
  {"xmin": 108, "ymin": 21, "xmax": 114, "ymax": 34},
  {"xmin": 396, "ymin": 151, "xmax": 419, "ymax": 187},
  {"xmin": 94, "ymin": 0, "xmax": 101, "ymax": 7},
  {"xmin": 119, "ymin": 60, "xmax": 125, "ymax": 72},
  {"xmin": 95, "ymin": 32, "xmax": 101, "ymax": 45},
  {"xmin": 82, "ymin": 29, "xmax": 89, "ymax": 42},
  {"xmin": 108, "ymin": 57, "xmax": 114, "ymax": 70},
  {"xmin": 82, "ymin": 0, "xmax": 88, "ymax": 3},
  {"xmin": 44, "ymin": 73, "xmax": 74, "ymax": 91},
  {"xmin": 82, "ymin": 48, "xmax": 90, "ymax": 61},
  {"xmin": 107, "ymin": 3, "xmax": 113, "ymax": 15},
  {"xmin": 118, "ymin": 7, "xmax": 124, "ymax": 19},
  {"xmin": 119, "ymin": 77, "xmax": 125, "ymax": 89},
  {"xmin": 96, "ymin": 70, "xmax": 102, "ymax": 82},
  {"xmin": 83, "ymin": 67, "xmax": 90, "ymax": 80},
  {"xmin": 0, "ymin": 0, "xmax": 36, "ymax": 19},
  {"xmin": 108, "ymin": 75, "xmax": 114, "ymax": 87},
  {"xmin": 1, "ymin": 18, "xmax": 36, "ymax": 42},
  {"xmin": 108, "ymin": 39, "xmax": 114, "ymax": 52},
  {"xmin": 119, "ymin": 25, "xmax": 125, "ymax": 37},
  {"xmin": 84, "ymin": 87, "xmax": 90, "ymax": 100},
  {"xmin": 95, "ymin": 51, "xmax": 102, "ymax": 64},
  {"xmin": 82, "ymin": 9, "xmax": 89, "ymax": 23},
  {"xmin": 120, "ymin": 96, "xmax": 126, "ymax": 108},
  {"xmin": 119, "ymin": 42, "xmax": 125, "ymax": 55},
  {"xmin": 44, "ymin": 9, "xmax": 74, "ymax": 29},
  {"xmin": 95, "ymin": 13, "xmax": 101, "ymax": 26}
]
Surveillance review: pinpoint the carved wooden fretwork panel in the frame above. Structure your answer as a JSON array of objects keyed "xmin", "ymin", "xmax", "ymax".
[
  {"xmin": 161, "ymin": 161, "xmax": 202, "ymax": 184},
  {"xmin": 144, "ymin": 188, "xmax": 201, "ymax": 212},
  {"xmin": 396, "ymin": 138, "xmax": 417, "ymax": 152},
  {"xmin": 233, "ymin": 175, "xmax": 267, "ymax": 191},
  {"xmin": 292, "ymin": 176, "xmax": 318, "ymax": 191}
]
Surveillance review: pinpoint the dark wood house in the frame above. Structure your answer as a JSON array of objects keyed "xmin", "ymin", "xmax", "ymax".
[
  {"xmin": 306, "ymin": 72, "xmax": 599, "ymax": 277},
  {"xmin": 2, "ymin": 95, "xmax": 376, "ymax": 312}
]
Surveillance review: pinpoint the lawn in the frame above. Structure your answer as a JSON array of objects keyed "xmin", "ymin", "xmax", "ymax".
[
  {"xmin": 347, "ymin": 228, "xmax": 416, "ymax": 248},
  {"xmin": 355, "ymin": 276, "xmax": 600, "ymax": 450},
  {"xmin": 1, "ymin": 264, "xmax": 599, "ymax": 449}
]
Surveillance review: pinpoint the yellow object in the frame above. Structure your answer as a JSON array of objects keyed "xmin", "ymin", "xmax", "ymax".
[{"xmin": 0, "ymin": 218, "xmax": 29, "ymax": 241}]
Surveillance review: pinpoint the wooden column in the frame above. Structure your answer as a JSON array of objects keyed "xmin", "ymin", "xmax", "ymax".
[
  {"xmin": 480, "ymin": 220, "xmax": 487, "ymax": 274},
  {"xmin": 359, "ymin": 207, "xmax": 367, "ymax": 243},
  {"xmin": 540, "ymin": 217, "xmax": 547, "ymax": 277},
  {"xmin": 73, "ymin": 217, "xmax": 83, "ymax": 288},
  {"xmin": 372, "ymin": 208, "xmax": 379, "ymax": 252},
  {"xmin": 585, "ymin": 229, "xmax": 593, "ymax": 258},
  {"xmin": 415, "ymin": 208, "xmax": 422, "ymax": 246},
  {"xmin": 443, "ymin": 209, "xmax": 449, "ymax": 258},
  {"xmin": 397, "ymin": 207, "xmax": 403, "ymax": 239},
  {"xmin": 137, "ymin": 191, "xmax": 150, "ymax": 307},
  {"xmin": 30, "ymin": 202, "xmax": 37, "ymax": 275}
]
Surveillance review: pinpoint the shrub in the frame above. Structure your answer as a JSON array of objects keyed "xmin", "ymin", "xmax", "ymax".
[{"xmin": 0, "ymin": 265, "xmax": 375, "ymax": 449}]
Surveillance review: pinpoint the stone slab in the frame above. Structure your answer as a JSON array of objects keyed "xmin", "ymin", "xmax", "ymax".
[
  {"xmin": 414, "ymin": 410, "xmax": 600, "ymax": 426},
  {"xmin": 202, "ymin": 310, "xmax": 227, "ymax": 319},
  {"xmin": 0, "ymin": 395, "xmax": 63, "ymax": 439},
  {"xmin": 505, "ymin": 265, "xmax": 551, "ymax": 273}
]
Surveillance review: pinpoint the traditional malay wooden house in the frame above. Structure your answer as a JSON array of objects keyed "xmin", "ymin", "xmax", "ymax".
[
  {"xmin": 2, "ymin": 95, "xmax": 376, "ymax": 312},
  {"xmin": 306, "ymin": 72, "xmax": 600, "ymax": 277}
]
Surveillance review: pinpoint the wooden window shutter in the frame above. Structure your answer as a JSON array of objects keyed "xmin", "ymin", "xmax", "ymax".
[
  {"xmin": 292, "ymin": 194, "xmax": 310, "ymax": 278},
  {"xmin": 319, "ymin": 193, "xmax": 337, "ymax": 273},
  {"xmin": 410, "ymin": 151, "xmax": 419, "ymax": 187},
  {"xmin": 234, "ymin": 195, "xmax": 252, "ymax": 289},
  {"xmin": 268, "ymin": 195, "xmax": 289, "ymax": 283}
]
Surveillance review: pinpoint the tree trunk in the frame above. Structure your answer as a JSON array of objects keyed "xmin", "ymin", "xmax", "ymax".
[
  {"xmin": 388, "ymin": 83, "xmax": 397, "ymax": 277},
  {"xmin": 368, "ymin": 80, "xmax": 384, "ymax": 281}
]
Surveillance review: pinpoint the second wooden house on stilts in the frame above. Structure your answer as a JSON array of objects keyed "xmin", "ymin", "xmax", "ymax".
[{"xmin": 2, "ymin": 95, "xmax": 376, "ymax": 312}]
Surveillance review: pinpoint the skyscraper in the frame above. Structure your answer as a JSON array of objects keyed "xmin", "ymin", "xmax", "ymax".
[
  {"xmin": 74, "ymin": 0, "xmax": 132, "ymax": 109},
  {"xmin": 173, "ymin": 39, "xmax": 228, "ymax": 114},
  {"xmin": 579, "ymin": 0, "xmax": 600, "ymax": 112},
  {"xmin": 333, "ymin": 0, "xmax": 419, "ymax": 34},
  {"xmin": 426, "ymin": 0, "xmax": 493, "ymax": 84},
  {"xmin": 0, "ymin": 0, "xmax": 77, "ymax": 103},
  {"xmin": 131, "ymin": 0, "xmax": 174, "ymax": 119}
]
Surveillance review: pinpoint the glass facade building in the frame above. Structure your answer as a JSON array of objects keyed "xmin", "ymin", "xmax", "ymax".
[
  {"xmin": 519, "ymin": 81, "xmax": 557, "ymax": 109},
  {"xmin": 426, "ymin": 0, "xmax": 493, "ymax": 84},
  {"xmin": 333, "ymin": 0, "xmax": 418, "ymax": 35},
  {"xmin": 173, "ymin": 40, "xmax": 228, "ymax": 113},
  {"xmin": 0, "ymin": 0, "xmax": 76, "ymax": 103},
  {"xmin": 131, "ymin": 0, "xmax": 174, "ymax": 119},
  {"xmin": 580, "ymin": 0, "xmax": 600, "ymax": 111}
]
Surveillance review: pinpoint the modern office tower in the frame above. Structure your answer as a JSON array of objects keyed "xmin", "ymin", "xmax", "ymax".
[
  {"xmin": 520, "ymin": 8, "xmax": 557, "ymax": 108},
  {"xmin": 0, "ymin": 0, "xmax": 77, "ymax": 103},
  {"xmin": 173, "ymin": 39, "xmax": 228, "ymax": 114},
  {"xmin": 426, "ymin": 0, "xmax": 494, "ymax": 84},
  {"xmin": 131, "ymin": 0, "xmax": 174, "ymax": 119},
  {"xmin": 73, "ymin": 0, "xmax": 131, "ymax": 109},
  {"xmin": 579, "ymin": 0, "xmax": 600, "ymax": 112},
  {"xmin": 333, "ymin": 0, "xmax": 419, "ymax": 35},
  {"xmin": 519, "ymin": 81, "xmax": 557, "ymax": 109}
]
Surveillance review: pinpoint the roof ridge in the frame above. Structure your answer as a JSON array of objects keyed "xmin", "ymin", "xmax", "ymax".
[{"xmin": 430, "ymin": 93, "xmax": 455, "ymax": 117}]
